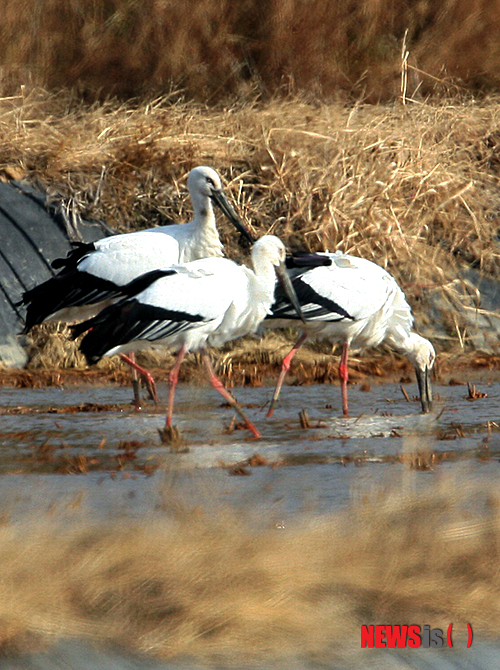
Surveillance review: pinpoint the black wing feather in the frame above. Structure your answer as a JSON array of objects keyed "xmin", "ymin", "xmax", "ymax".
[
  {"xmin": 51, "ymin": 242, "xmax": 96, "ymax": 270},
  {"xmin": 18, "ymin": 258, "xmax": 177, "ymax": 333},
  {"xmin": 18, "ymin": 270, "xmax": 125, "ymax": 333},
  {"xmin": 77, "ymin": 299, "xmax": 207, "ymax": 365},
  {"xmin": 269, "ymin": 273, "xmax": 353, "ymax": 321},
  {"xmin": 285, "ymin": 252, "xmax": 332, "ymax": 269}
]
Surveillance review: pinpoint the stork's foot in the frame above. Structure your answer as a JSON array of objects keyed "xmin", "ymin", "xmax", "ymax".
[
  {"xmin": 245, "ymin": 421, "xmax": 261, "ymax": 439},
  {"xmin": 158, "ymin": 424, "xmax": 188, "ymax": 451},
  {"xmin": 265, "ymin": 400, "xmax": 276, "ymax": 419}
]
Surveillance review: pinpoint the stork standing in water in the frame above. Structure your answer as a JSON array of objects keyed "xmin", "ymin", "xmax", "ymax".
[
  {"xmin": 72, "ymin": 236, "xmax": 303, "ymax": 440},
  {"xmin": 18, "ymin": 166, "xmax": 253, "ymax": 407},
  {"xmin": 265, "ymin": 251, "xmax": 435, "ymax": 417}
]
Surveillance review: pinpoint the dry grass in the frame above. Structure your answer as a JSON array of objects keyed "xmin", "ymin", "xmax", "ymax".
[
  {"xmin": 0, "ymin": 472, "xmax": 499, "ymax": 662},
  {"xmin": 2, "ymin": 90, "xmax": 500, "ymax": 368},
  {"xmin": 2, "ymin": 0, "xmax": 500, "ymax": 102}
]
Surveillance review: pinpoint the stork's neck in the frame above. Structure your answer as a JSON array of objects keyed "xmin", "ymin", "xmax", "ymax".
[
  {"xmin": 191, "ymin": 189, "xmax": 217, "ymax": 229},
  {"xmin": 385, "ymin": 329, "xmax": 417, "ymax": 367},
  {"xmin": 250, "ymin": 256, "xmax": 278, "ymax": 304},
  {"xmin": 189, "ymin": 194, "xmax": 224, "ymax": 258},
  {"xmin": 386, "ymin": 330, "xmax": 434, "ymax": 370}
]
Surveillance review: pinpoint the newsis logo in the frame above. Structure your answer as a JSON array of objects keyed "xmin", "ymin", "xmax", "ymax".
[{"xmin": 361, "ymin": 624, "xmax": 473, "ymax": 649}]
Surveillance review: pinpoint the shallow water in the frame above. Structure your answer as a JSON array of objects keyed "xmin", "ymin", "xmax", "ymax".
[{"xmin": 0, "ymin": 379, "xmax": 498, "ymax": 520}]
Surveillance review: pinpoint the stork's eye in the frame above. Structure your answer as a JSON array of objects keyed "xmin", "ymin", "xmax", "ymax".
[{"xmin": 206, "ymin": 177, "xmax": 215, "ymax": 187}]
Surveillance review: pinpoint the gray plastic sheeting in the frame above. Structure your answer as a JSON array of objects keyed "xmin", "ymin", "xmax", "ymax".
[{"xmin": 0, "ymin": 180, "xmax": 110, "ymax": 367}]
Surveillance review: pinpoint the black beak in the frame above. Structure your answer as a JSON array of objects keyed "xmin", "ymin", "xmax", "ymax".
[
  {"xmin": 211, "ymin": 187, "xmax": 303, "ymax": 322},
  {"xmin": 274, "ymin": 261, "xmax": 306, "ymax": 324},
  {"xmin": 416, "ymin": 365, "xmax": 433, "ymax": 413},
  {"xmin": 210, "ymin": 189, "xmax": 256, "ymax": 246}
]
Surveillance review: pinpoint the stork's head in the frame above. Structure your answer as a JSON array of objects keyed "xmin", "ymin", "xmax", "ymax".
[
  {"xmin": 187, "ymin": 166, "xmax": 223, "ymax": 199},
  {"xmin": 252, "ymin": 236, "xmax": 305, "ymax": 323},
  {"xmin": 251, "ymin": 234, "xmax": 287, "ymax": 267},
  {"xmin": 187, "ymin": 166, "xmax": 255, "ymax": 245},
  {"xmin": 407, "ymin": 333, "xmax": 435, "ymax": 413}
]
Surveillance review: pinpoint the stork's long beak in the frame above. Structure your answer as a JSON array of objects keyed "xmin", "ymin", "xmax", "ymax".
[
  {"xmin": 416, "ymin": 365, "xmax": 433, "ymax": 413},
  {"xmin": 211, "ymin": 189, "xmax": 256, "ymax": 246},
  {"xmin": 211, "ymin": 188, "xmax": 303, "ymax": 321},
  {"xmin": 275, "ymin": 261, "xmax": 306, "ymax": 324}
]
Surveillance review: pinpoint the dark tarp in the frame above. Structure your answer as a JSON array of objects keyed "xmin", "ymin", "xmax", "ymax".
[{"xmin": 0, "ymin": 180, "xmax": 111, "ymax": 368}]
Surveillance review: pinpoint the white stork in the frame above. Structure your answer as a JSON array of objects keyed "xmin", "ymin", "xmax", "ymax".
[
  {"xmin": 265, "ymin": 251, "xmax": 435, "ymax": 417},
  {"xmin": 18, "ymin": 166, "xmax": 253, "ymax": 407},
  {"xmin": 72, "ymin": 235, "xmax": 303, "ymax": 440}
]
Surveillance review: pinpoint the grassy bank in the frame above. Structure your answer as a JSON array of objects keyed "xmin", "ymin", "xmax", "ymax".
[{"xmin": 2, "ymin": 90, "xmax": 500, "ymax": 373}]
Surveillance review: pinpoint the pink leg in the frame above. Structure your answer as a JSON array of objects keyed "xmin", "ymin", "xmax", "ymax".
[
  {"xmin": 120, "ymin": 353, "xmax": 158, "ymax": 408},
  {"xmin": 165, "ymin": 344, "xmax": 187, "ymax": 428},
  {"xmin": 339, "ymin": 341, "xmax": 350, "ymax": 416},
  {"xmin": 267, "ymin": 331, "xmax": 308, "ymax": 418},
  {"xmin": 201, "ymin": 349, "xmax": 261, "ymax": 438}
]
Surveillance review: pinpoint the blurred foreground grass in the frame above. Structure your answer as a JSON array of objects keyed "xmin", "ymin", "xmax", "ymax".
[{"xmin": 0, "ymin": 471, "xmax": 498, "ymax": 662}]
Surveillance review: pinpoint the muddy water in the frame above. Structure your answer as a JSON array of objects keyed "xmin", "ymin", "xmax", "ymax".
[{"xmin": 0, "ymin": 379, "xmax": 499, "ymax": 522}]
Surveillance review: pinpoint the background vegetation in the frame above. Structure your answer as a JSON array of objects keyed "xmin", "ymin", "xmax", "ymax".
[
  {"xmin": 1, "ymin": 0, "xmax": 500, "ymax": 103},
  {"xmin": 3, "ymin": 90, "xmax": 500, "ymax": 371}
]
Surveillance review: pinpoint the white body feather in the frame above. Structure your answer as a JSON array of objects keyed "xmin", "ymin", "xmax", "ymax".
[
  {"xmin": 268, "ymin": 251, "xmax": 417, "ymax": 355},
  {"xmin": 42, "ymin": 167, "xmax": 232, "ymax": 323},
  {"xmin": 96, "ymin": 236, "xmax": 283, "ymax": 359}
]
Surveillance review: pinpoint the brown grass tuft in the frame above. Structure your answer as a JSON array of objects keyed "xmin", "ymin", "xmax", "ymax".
[{"xmin": 25, "ymin": 323, "xmax": 87, "ymax": 370}]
